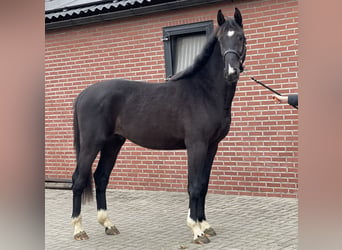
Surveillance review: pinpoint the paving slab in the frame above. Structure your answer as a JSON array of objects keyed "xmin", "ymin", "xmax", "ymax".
[{"xmin": 45, "ymin": 189, "xmax": 298, "ymax": 250}]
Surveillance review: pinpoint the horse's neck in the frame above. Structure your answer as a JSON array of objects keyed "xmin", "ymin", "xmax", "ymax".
[{"xmin": 223, "ymin": 82, "xmax": 237, "ymax": 113}]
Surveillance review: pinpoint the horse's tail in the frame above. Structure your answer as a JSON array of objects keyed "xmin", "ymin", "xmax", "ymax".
[
  {"xmin": 73, "ymin": 98, "xmax": 81, "ymax": 164},
  {"xmin": 73, "ymin": 96, "xmax": 93, "ymax": 203}
]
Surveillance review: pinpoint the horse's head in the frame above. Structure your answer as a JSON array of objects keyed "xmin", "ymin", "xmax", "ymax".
[{"xmin": 217, "ymin": 8, "xmax": 246, "ymax": 82}]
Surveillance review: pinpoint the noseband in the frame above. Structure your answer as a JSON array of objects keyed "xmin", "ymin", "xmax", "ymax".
[
  {"xmin": 223, "ymin": 48, "xmax": 245, "ymax": 73},
  {"xmin": 223, "ymin": 49, "xmax": 241, "ymax": 60}
]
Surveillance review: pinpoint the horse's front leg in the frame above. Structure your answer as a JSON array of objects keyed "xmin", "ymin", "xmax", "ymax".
[
  {"xmin": 186, "ymin": 141, "xmax": 211, "ymax": 244},
  {"xmin": 197, "ymin": 143, "xmax": 219, "ymax": 237}
]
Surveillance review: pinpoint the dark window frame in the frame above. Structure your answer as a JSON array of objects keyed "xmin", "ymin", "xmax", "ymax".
[{"xmin": 162, "ymin": 21, "xmax": 214, "ymax": 79}]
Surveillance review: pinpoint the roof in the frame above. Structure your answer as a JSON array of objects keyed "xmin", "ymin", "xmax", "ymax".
[
  {"xmin": 46, "ymin": 0, "xmax": 152, "ymax": 19},
  {"xmin": 45, "ymin": 0, "xmax": 226, "ymax": 30}
]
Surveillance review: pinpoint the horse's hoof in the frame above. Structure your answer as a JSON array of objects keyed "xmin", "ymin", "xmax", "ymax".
[
  {"xmin": 74, "ymin": 231, "xmax": 89, "ymax": 240},
  {"xmin": 105, "ymin": 226, "xmax": 120, "ymax": 235},
  {"xmin": 193, "ymin": 235, "xmax": 210, "ymax": 244},
  {"xmin": 204, "ymin": 227, "xmax": 217, "ymax": 237}
]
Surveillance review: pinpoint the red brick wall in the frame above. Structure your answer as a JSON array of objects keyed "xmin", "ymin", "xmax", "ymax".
[{"xmin": 45, "ymin": 0, "xmax": 298, "ymax": 198}]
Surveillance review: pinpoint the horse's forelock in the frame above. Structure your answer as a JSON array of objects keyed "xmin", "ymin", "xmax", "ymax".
[{"xmin": 217, "ymin": 18, "xmax": 243, "ymax": 36}]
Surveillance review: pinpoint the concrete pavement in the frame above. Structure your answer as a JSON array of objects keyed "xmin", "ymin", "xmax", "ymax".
[{"xmin": 45, "ymin": 189, "xmax": 297, "ymax": 249}]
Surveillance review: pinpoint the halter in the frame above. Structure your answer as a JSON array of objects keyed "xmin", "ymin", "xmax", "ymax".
[
  {"xmin": 223, "ymin": 48, "xmax": 245, "ymax": 73},
  {"xmin": 223, "ymin": 49, "xmax": 241, "ymax": 60}
]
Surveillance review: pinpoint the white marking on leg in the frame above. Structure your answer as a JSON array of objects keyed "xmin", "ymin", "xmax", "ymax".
[
  {"xmin": 228, "ymin": 64, "xmax": 236, "ymax": 75},
  {"xmin": 200, "ymin": 220, "xmax": 211, "ymax": 232},
  {"xmin": 71, "ymin": 215, "xmax": 83, "ymax": 235},
  {"xmin": 97, "ymin": 209, "xmax": 114, "ymax": 228},
  {"xmin": 187, "ymin": 209, "xmax": 204, "ymax": 240},
  {"xmin": 227, "ymin": 30, "xmax": 235, "ymax": 37}
]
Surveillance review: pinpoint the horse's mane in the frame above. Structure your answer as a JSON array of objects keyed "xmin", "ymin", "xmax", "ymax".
[{"xmin": 169, "ymin": 28, "xmax": 219, "ymax": 81}]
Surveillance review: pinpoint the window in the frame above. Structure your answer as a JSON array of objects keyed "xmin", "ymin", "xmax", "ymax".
[{"xmin": 162, "ymin": 21, "xmax": 213, "ymax": 79}]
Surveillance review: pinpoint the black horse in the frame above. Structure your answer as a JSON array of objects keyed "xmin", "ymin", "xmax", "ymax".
[{"xmin": 71, "ymin": 8, "xmax": 246, "ymax": 244}]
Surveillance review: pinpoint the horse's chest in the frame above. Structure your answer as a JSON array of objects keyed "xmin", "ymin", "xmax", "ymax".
[{"xmin": 205, "ymin": 113, "xmax": 231, "ymax": 143}]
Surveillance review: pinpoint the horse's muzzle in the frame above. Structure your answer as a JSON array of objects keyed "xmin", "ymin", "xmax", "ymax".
[{"xmin": 224, "ymin": 66, "xmax": 240, "ymax": 82}]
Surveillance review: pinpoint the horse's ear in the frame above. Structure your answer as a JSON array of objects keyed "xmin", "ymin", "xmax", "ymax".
[
  {"xmin": 234, "ymin": 8, "xmax": 243, "ymax": 28},
  {"xmin": 217, "ymin": 9, "xmax": 226, "ymax": 26}
]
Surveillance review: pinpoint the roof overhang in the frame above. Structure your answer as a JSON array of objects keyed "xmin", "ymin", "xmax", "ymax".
[{"xmin": 46, "ymin": 0, "xmax": 227, "ymax": 30}]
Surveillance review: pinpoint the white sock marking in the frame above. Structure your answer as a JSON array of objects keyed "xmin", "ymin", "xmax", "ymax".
[
  {"xmin": 200, "ymin": 220, "xmax": 211, "ymax": 231},
  {"xmin": 97, "ymin": 209, "xmax": 114, "ymax": 228},
  {"xmin": 71, "ymin": 215, "xmax": 83, "ymax": 235},
  {"xmin": 228, "ymin": 30, "xmax": 235, "ymax": 37},
  {"xmin": 187, "ymin": 209, "xmax": 204, "ymax": 240}
]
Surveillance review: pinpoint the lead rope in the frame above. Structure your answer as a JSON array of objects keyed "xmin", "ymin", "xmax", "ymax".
[{"xmin": 242, "ymin": 70, "xmax": 298, "ymax": 110}]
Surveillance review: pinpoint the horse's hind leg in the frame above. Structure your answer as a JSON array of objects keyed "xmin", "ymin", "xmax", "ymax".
[
  {"xmin": 94, "ymin": 134, "xmax": 125, "ymax": 235},
  {"xmin": 71, "ymin": 143, "xmax": 101, "ymax": 240}
]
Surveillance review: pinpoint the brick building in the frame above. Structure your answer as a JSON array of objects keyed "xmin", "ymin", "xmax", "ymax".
[{"xmin": 45, "ymin": 0, "xmax": 298, "ymax": 198}]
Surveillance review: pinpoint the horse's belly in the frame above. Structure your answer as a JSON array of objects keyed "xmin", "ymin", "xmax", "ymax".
[
  {"xmin": 123, "ymin": 133, "xmax": 186, "ymax": 150},
  {"xmin": 115, "ymin": 119, "xmax": 186, "ymax": 150},
  {"xmin": 130, "ymin": 137, "xmax": 186, "ymax": 150}
]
